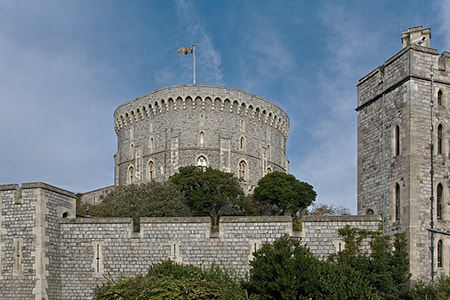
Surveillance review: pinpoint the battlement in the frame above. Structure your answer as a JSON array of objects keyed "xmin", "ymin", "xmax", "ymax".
[
  {"xmin": 114, "ymin": 84, "xmax": 290, "ymax": 138},
  {"xmin": 0, "ymin": 182, "xmax": 382, "ymax": 299}
]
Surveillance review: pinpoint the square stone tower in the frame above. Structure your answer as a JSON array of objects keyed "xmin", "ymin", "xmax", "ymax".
[{"xmin": 357, "ymin": 26, "xmax": 450, "ymax": 281}]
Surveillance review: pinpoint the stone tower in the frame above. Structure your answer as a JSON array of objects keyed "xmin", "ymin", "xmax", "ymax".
[
  {"xmin": 113, "ymin": 84, "xmax": 290, "ymax": 192},
  {"xmin": 357, "ymin": 26, "xmax": 450, "ymax": 281}
]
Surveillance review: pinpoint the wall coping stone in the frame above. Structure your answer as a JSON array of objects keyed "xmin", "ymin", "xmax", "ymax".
[
  {"xmin": 0, "ymin": 182, "xmax": 75, "ymax": 198},
  {"xmin": 302, "ymin": 215, "xmax": 382, "ymax": 223}
]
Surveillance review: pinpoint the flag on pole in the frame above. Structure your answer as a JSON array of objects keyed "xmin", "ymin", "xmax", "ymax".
[{"xmin": 177, "ymin": 44, "xmax": 195, "ymax": 56}]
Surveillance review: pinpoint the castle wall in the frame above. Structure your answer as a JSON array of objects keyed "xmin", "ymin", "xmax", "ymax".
[
  {"xmin": 302, "ymin": 215, "xmax": 382, "ymax": 258},
  {"xmin": 0, "ymin": 183, "xmax": 382, "ymax": 299},
  {"xmin": 113, "ymin": 84, "xmax": 290, "ymax": 190}
]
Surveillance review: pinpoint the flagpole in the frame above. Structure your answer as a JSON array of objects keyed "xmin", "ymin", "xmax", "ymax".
[{"xmin": 193, "ymin": 43, "xmax": 196, "ymax": 85}]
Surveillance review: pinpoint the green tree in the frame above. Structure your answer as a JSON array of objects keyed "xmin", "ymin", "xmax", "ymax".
[
  {"xmin": 409, "ymin": 275, "xmax": 450, "ymax": 299},
  {"xmin": 93, "ymin": 260, "xmax": 246, "ymax": 300},
  {"xmin": 253, "ymin": 172, "xmax": 316, "ymax": 215},
  {"xmin": 247, "ymin": 236, "xmax": 372, "ymax": 299},
  {"xmin": 330, "ymin": 226, "xmax": 410, "ymax": 299},
  {"xmin": 81, "ymin": 181, "xmax": 191, "ymax": 231},
  {"xmin": 307, "ymin": 203, "xmax": 351, "ymax": 216},
  {"xmin": 169, "ymin": 166, "xmax": 246, "ymax": 226}
]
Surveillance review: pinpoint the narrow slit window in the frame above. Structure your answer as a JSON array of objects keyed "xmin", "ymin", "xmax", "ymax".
[
  {"xmin": 437, "ymin": 124, "xmax": 443, "ymax": 155},
  {"xmin": 395, "ymin": 183, "xmax": 400, "ymax": 221},
  {"xmin": 437, "ymin": 239, "xmax": 443, "ymax": 267},
  {"xmin": 437, "ymin": 183, "xmax": 443, "ymax": 220}
]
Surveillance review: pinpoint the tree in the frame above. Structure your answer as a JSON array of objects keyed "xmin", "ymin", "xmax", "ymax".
[
  {"xmin": 329, "ymin": 226, "xmax": 411, "ymax": 299},
  {"xmin": 307, "ymin": 203, "xmax": 351, "ymax": 216},
  {"xmin": 247, "ymin": 236, "xmax": 372, "ymax": 299},
  {"xmin": 93, "ymin": 260, "xmax": 246, "ymax": 300},
  {"xmin": 409, "ymin": 275, "xmax": 450, "ymax": 299},
  {"xmin": 169, "ymin": 166, "xmax": 246, "ymax": 226},
  {"xmin": 253, "ymin": 172, "xmax": 316, "ymax": 215},
  {"xmin": 81, "ymin": 181, "xmax": 191, "ymax": 231}
]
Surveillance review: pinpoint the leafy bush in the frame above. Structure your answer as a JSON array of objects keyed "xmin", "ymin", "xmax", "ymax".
[
  {"xmin": 93, "ymin": 260, "xmax": 247, "ymax": 300},
  {"xmin": 408, "ymin": 275, "xmax": 450, "ymax": 299}
]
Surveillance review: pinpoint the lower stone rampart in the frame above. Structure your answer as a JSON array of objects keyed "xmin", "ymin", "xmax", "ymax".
[{"xmin": 0, "ymin": 183, "xmax": 382, "ymax": 299}]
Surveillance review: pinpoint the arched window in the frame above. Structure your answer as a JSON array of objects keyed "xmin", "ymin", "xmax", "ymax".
[
  {"xmin": 438, "ymin": 89, "xmax": 443, "ymax": 106},
  {"xmin": 148, "ymin": 161, "xmax": 155, "ymax": 181},
  {"xmin": 395, "ymin": 183, "xmax": 400, "ymax": 221},
  {"xmin": 266, "ymin": 167, "xmax": 272, "ymax": 174},
  {"xmin": 437, "ymin": 183, "xmax": 443, "ymax": 220},
  {"xmin": 437, "ymin": 239, "xmax": 443, "ymax": 268},
  {"xmin": 266, "ymin": 145, "xmax": 271, "ymax": 160},
  {"xmin": 197, "ymin": 155, "xmax": 207, "ymax": 170},
  {"xmin": 239, "ymin": 160, "xmax": 247, "ymax": 180},
  {"xmin": 394, "ymin": 125, "xmax": 400, "ymax": 156},
  {"xmin": 240, "ymin": 136, "xmax": 245, "ymax": 151},
  {"xmin": 437, "ymin": 124, "xmax": 443, "ymax": 155},
  {"xmin": 128, "ymin": 166, "xmax": 135, "ymax": 184},
  {"xmin": 199, "ymin": 132, "xmax": 205, "ymax": 147},
  {"xmin": 240, "ymin": 119, "xmax": 245, "ymax": 131}
]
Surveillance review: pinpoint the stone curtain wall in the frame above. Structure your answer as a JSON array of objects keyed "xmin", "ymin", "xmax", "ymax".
[
  {"xmin": 0, "ymin": 183, "xmax": 382, "ymax": 299},
  {"xmin": 301, "ymin": 215, "xmax": 382, "ymax": 259},
  {"xmin": 113, "ymin": 84, "xmax": 290, "ymax": 191},
  {"xmin": 58, "ymin": 215, "xmax": 381, "ymax": 300},
  {"xmin": 58, "ymin": 216, "xmax": 293, "ymax": 299}
]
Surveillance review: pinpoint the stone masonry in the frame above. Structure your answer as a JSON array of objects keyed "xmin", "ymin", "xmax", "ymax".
[
  {"xmin": 113, "ymin": 84, "xmax": 290, "ymax": 193},
  {"xmin": 0, "ymin": 183, "xmax": 381, "ymax": 299},
  {"xmin": 357, "ymin": 26, "xmax": 450, "ymax": 282}
]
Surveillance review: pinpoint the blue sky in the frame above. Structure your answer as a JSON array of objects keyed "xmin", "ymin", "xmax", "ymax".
[{"xmin": 1, "ymin": 0, "xmax": 449, "ymax": 212}]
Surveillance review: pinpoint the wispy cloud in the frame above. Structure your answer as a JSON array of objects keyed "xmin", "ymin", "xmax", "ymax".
[
  {"xmin": 237, "ymin": 9, "xmax": 295, "ymax": 92},
  {"xmin": 436, "ymin": 0, "xmax": 450, "ymax": 49},
  {"xmin": 173, "ymin": 0, "xmax": 223, "ymax": 84}
]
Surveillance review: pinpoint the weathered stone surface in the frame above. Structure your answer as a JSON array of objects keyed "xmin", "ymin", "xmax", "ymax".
[
  {"xmin": 357, "ymin": 26, "xmax": 450, "ymax": 281},
  {"xmin": 0, "ymin": 183, "xmax": 380, "ymax": 299}
]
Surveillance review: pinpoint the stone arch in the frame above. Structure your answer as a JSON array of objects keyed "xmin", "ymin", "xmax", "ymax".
[
  {"xmin": 167, "ymin": 98, "xmax": 175, "ymax": 113},
  {"xmin": 194, "ymin": 96, "xmax": 202, "ymax": 110},
  {"xmin": 147, "ymin": 160, "xmax": 155, "ymax": 181},
  {"xmin": 238, "ymin": 159, "xmax": 248, "ymax": 180},
  {"xmin": 204, "ymin": 97, "xmax": 213, "ymax": 111},
  {"xmin": 176, "ymin": 96, "xmax": 183, "ymax": 111},
  {"xmin": 185, "ymin": 96, "xmax": 193, "ymax": 113},
  {"xmin": 223, "ymin": 98, "xmax": 231, "ymax": 113},
  {"xmin": 262, "ymin": 109, "xmax": 267, "ymax": 123},
  {"xmin": 240, "ymin": 103, "xmax": 247, "ymax": 116},
  {"xmin": 196, "ymin": 155, "xmax": 208, "ymax": 168},
  {"xmin": 232, "ymin": 100, "xmax": 239, "ymax": 113},
  {"xmin": 268, "ymin": 112, "xmax": 273, "ymax": 125},
  {"xmin": 153, "ymin": 101, "xmax": 160, "ymax": 114},
  {"xmin": 255, "ymin": 107, "xmax": 260, "ymax": 120},
  {"xmin": 213, "ymin": 97, "xmax": 221, "ymax": 111},
  {"xmin": 248, "ymin": 105, "xmax": 254, "ymax": 119},
  {"xmin": 160, "ymin": 99, "xmax": 167, "ymax": 112},
  {"xmin": 127, "ymin": 165, "xmax": 135, "ymax": 184},
  {"xmin": 437, "ymin": 89, "xmax": 444, "ymax": 106}
]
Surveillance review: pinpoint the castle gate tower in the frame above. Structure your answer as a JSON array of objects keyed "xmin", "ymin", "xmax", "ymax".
[
  {"xmin": 357, "ymin": 26, "xmax": 450, "ymax": 281},
  {"xmin": 114, "ymin": 84, "xmax": 290, "ymax": 192}
]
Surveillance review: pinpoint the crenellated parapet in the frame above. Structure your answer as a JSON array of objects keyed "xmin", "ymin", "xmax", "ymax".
[{"xmin": 114, "ymin": 84, "xmax": 290, "ymax": 139}]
